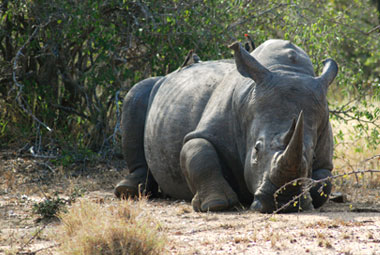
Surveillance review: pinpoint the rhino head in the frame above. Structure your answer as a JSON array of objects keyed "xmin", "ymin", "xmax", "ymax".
[{"xmin": 229, "ymin": 40, "xmax": 338, "ymax": 213}]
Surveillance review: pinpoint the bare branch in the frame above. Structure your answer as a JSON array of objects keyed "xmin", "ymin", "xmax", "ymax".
[
  {"xmin": 367, "ymin": 25, "xmax": 380, "ymax": 34},
  {"xmin": 12, "ymin": 25, "xmax": 52, "ymax": 132},
  {"xmin": 52, "ymin": 104, "xmax": 90, "ymax": 120}
]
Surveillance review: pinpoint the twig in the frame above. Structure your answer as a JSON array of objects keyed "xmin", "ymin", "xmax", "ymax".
[
  {"xmin": 19, "ymin": 224, "xmax": 48, "ymax": 252},
  {"xmin": 25, "ymin": 244, "xmax": 59, "ymax": 254},
  {"xmin": 113, "ymin": 89, "xmax": 122, "ymax": 144},
  {"xmin": 227, "ymin": 3, "xmax": 295, "ymax": 30},
  {"xmin": 18, "ymin": 143, "xmax": 30, "ymax": 154},
  {"xmin": 29, "ymin": 146, "xmax": 58, "ymax": 159},
  {"xmin": 52, "ymin": 104, "xmax": 89, "ymax": 120},
  {"xmin": 360, "ymin": 154, "xmax": 380, "ymax": 164},
  {"xmin": 36, "ymin": 184, "xmax": 49, "ymax": 200},
  {"xmin": 35, "ymin": 160, "xmax": 56, "ymax": 173}
]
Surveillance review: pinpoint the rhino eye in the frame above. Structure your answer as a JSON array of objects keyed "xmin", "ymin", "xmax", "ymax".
[
  {"xmin": 251, "ymin": 141, "xmax": 262, "ymax": 165},
  {"xmin": 255, "ymin": 141, "xmax": 262, "ymax": 152}
]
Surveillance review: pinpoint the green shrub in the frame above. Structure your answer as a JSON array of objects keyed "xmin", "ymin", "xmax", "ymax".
[{"xmin": 32, "ymin": 193, "xmax": 67, "ymax": 219}]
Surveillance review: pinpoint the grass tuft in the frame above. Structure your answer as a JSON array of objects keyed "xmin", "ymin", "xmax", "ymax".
[{"xmin": 55, "ymin": 198, "xmax": 166, "ymax": 255}]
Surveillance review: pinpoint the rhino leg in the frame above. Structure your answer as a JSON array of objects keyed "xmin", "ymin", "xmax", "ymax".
[
  {"xmin": 310, "ymin": 169, "xmax": 332, "ymax": 208},
  {"xmin": 114, "ymin": 77, "xmax": 161, "ymax": 199},
  {"xmin": 180, "ymin": 138, "xmax": 238, "ymax": 212}
]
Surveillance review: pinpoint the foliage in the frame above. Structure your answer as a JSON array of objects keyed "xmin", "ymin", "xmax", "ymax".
[{"xmin": 0, "ymin": 0, "xmax": 379, "ymax": 153}]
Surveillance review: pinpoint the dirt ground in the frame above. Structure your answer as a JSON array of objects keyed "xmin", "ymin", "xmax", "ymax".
[{"xmin": 1, "ymin": 151, "xmax": 380, "ymax": 255}]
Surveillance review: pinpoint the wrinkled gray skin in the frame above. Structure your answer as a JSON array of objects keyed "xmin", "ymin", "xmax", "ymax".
[{"xmin": 121, "ymin": 39, "xmax": 338, "ymax": 213}]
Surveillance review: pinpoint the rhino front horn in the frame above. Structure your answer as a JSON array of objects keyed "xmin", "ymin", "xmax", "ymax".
[
  {"xmin": 228, "ymin": 42, "xmax": 271, "ymax": 84},
  {"xmin": 270, "ymin": 111, "xmax": 304, "ymax": 187}
]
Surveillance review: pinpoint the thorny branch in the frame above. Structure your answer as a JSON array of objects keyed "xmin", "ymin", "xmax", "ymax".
[{"xmin": 270, "ymin": 169, "xmax": 380, "ymax": 216}]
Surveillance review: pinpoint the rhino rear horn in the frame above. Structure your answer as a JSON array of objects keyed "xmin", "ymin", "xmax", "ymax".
[
  {"xmin": 316, "ymin": 58, "xmax": 338, "ymax": 92},
  {"xmin": 228, "ymin": 42, "xmax": 271, "ymax": 84}
]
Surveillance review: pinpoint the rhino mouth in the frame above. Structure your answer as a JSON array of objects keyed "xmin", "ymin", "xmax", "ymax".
[{"xmin": 250, "ymin": 179, "xmax": 313, "ymax": 213}]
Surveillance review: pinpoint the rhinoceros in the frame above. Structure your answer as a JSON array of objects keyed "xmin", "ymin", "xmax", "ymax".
[{"xmin": 115, "ymin": 39, "xmax": 338, "ymax": 213}]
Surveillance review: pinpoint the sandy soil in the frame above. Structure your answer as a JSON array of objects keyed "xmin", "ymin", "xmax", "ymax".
[{"xmin": 1, "ymin": 152, "xmax": 379, "ymax": 255}]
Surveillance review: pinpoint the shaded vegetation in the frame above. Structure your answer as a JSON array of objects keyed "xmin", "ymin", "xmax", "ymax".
[{"xmin": 0, "ymin": 0, "xmax": 379, "ymax": 158}]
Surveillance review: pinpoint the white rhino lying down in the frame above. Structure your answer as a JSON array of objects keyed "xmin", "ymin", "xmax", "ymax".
[{"xmin": 115, "ymin": 39, "xmax": 338, "ymax": 213}]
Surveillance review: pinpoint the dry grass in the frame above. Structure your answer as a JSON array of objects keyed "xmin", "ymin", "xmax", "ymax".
[
  {"xmin": 55, "ymin": 198, "xmax": 166, "ymax": 255},
  {"xmin": 331, "ymin": 106, "xmax": 380, "ymax": 191}
]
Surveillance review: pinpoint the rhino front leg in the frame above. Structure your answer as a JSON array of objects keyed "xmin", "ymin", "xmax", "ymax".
[
  {"xmin": 180, "ymin": 138, "xmax": 238, "ymax": 212},
  {"xmin": 310, "ymin": 169, "xmax": 332, "ymax": 208}
]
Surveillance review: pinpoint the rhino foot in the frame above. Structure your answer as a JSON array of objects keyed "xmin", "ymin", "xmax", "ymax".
[
  {"xmin": 114, "ymin": 168, "xmax": 151, "ymax": 199},
  {"xmin": 181, "ymin": 138, "xmax": 239, "ymax": 212},
  {"xmin": 114, "ymin": 180, "xmax": 140, "ymax": 198},
  {"xmin": 191, "ymin": 185, "xmax": 239, "ymax": 212}
]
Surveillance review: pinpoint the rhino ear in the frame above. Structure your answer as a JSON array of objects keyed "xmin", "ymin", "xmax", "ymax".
[
  {"xmin": 316, "ymin": 59, "xmax": 338, "ymax": 92},
  {"xmin": 228, "ymin": 42, "xmax": 271, "ymax": 84}
]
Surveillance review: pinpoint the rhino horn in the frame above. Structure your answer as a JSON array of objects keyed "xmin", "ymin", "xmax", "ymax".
[
  {"xmin": 282, "ymin": 110, "xmax": 304, "ymax": 171},
  {"xmin": 228, "ymin": 42, "xmax": 271, "ymax": 84},
  {"xmin": 316, "ymin": 58, "xmax": 338, "ymax": 91},
  {"xmin": 271, "ymin": 111, "xmax": 304, "ymax": 186}
]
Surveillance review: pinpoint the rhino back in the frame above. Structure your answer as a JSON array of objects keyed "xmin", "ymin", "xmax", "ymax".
[{"xmin": 144, "ymin": 60, "xmax": 234, "ymax": 199}]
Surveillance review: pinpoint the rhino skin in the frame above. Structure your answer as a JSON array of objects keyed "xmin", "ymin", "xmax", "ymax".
[{"xmin": 118, "ymin": 39, "xmax": 338, "ymax": 213}]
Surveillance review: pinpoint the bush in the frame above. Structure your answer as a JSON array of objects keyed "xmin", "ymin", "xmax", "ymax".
[{"xmin": 0, "ymin": 0, "xmax": 379, "ymax": 152}]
